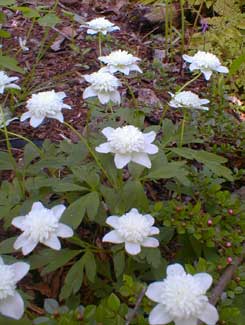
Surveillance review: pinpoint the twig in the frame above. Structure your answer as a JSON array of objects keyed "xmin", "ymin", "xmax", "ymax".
[{"xmin": 125, "ymin": 287, "xmax": 147, "ymax": 325}]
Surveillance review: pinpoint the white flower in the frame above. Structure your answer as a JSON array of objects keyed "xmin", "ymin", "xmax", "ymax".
[
  {"xmin": 98, "ymin": 50, "xmax": 142, "ymax": 75},
  {"xmin": 18, "ymin": 37, "xmax": 29, "ymax": 52},
  {"xmin": 83, "ymin": 71, "xmax": 121, "ymax": 104},
  {"xmin": 183, "ymin": 51, "xmax": 229, "ymax": 80},
  {"xmin": 102, "ymin": 208, "xmax": 159, "ymax": 255},
  {"xmin": 146, "ymin": 263, "xmax": 219, "ymax": 325},
  {"xmin": 169, "ymin": 91, "xmax": 209, "ymax": 111},
  {"xmin": 0, "ymin": 257, "xmax": 29, "ymax": 320},
  {"xmin": 81, "ymin": 17, "xmax": 120, "ymax": 35},
  {"xmin": 95, "ymin": 125, "xmax": 158, "ymax": 169},
  {"xmin": 12, "ymin": 202, "xmax": 74, "ymax": 255},
  {"xmin": 0, "ymin": 71, "xmax": 21, "ymax": 94},
  {"xmin": 20, "ymin": 90, "xmax": 72, "ymax": 127}
]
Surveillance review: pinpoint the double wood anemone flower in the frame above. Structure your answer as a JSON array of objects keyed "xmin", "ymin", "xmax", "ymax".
[
  {"xmin": 98, "ymin": 50, "xmax": 142, "ymax": 75},
  {"xmin": 12, "ymin": 202, "xmax": 73, "ymax": 255},
  {"xmin": 83, "ymin": 71, "xmax": 121, "ymax": 104},
  {"xmin": 0, "ymin": 257, "xmax": 29, "ymax": 320},
  {"xmin": 80, "ymin": 17, "xmax": 120, "ymax": 35},
  {"xmin": 169, "ymin": 91, "xmax": 209, "ymax": 111},
  {"xmin": 146, "ymin": 264, "xmax": 219, "ymax": 325},
  {"xmin": 183, "ymin": 51, "xmax": 228, "ymax": 80},
  {"xmin": 0, "ymin": 71, "xmax": 21, "ymax": 94},
  {"xmin": 20, "ymin": 90, "xmax": 72, "ymax": 127},
  {"xmin": 95, "ymin": 125, "xmax": 159, "ymax": 169},
  {"xmin": 102, "ymin": 208, "xmax": 160, "ymax": 255}
]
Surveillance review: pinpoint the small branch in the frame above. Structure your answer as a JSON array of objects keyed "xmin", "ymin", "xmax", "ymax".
[{"xmin": 125, "ymin": 287, "xmax": 147, "ymax": 325}]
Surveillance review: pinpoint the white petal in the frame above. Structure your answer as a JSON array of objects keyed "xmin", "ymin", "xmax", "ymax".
[
  {"xmin": 6, "ymin": 84, "xmax": 21, "ymax": 90},
  {"xmin": 56, "ymin": 223, "xmax": 73, "ymax": 238},
  {"xmin": 130, "ymin": 64, "xmax": 142, "ymax": 73},
  {"xmin": 144, "ymin": 131, "xmax": 156, "ymax": 143},
  {"xmin": 108, "ymin": 66, "xmax": 118, "ymax": 74},
  {"xmin": 98, "ymin": 92, "xmax": 110, "ymax": 104},
  {"xmin": 83, "ymin": 86, "xmax": 97, "ymax": 99},
  {"xmin": 14, "ymin": 234, "xmax": 29, "ymax": 250},
  {"xmin": 182, "ymin": 54, "xmax": 193, "ymax": 63},
  {"xmin": 51, "ymin": 204, "xmax": 66, "ymax": 219},
  {"xmin": 63, "ymin": 104, "xmax": 72, "ymax": 110},
  {"xmin": 194, "ymin": 273, "xmax": 213, "ymax": 292},
  {"xmin": 11, "ymin": 216, "xmax": 25, "ymax": 230},
  {"xmin": 125, "ymin": 242, "xmax": 141, "ymax": 255},
  {"xmin": 87, "ymin": 29, "xmax": 97, "ymax": 35},
  {"xmin": 142, "ymin": 237, "xmax": 159, "ymax": 248},
  {"xmin": 114, "ymin": 153, "xmax": 131, "ymax": 169},
  {"xmin": 145, "ymin": 143, "xmax": 159, "ymax": 154},
  {"xmin": 22, "ymin": 238, "xmax": 38, "ymax": 255},
  {"xmin": 167, "ymin": 263, "xmax": 185, "ymax": 277},
  {"xmin": 0, "ymin": 257, "xmax": 4, "ymax": 265},
  {"xmin": 110, "ymin": 26, "xmax": 120, "ymax": 32},
  {"xmin": 106, "ymin": 216, "xmax": 120, "ymax": 228},
  {"xmin": 53, "ymin": 112, "xmax": 64, "ymax": 123},
  {"xmin": 174, "ymin": 317, "xmax": 197, "ymax": 325},
  {"xmin": 43, "ymin": 235, "xmax": 61, "ymax": 250},
  {"xmin": 0, "ymin": 87, "xmax": 4, "ymax": 94},
  {"xmin": 102, "ymin": 230, "xmax": 124, "ymax": 243},
  {"xmin": 146, "ymin": 282, "xmax": 165, "ymax": 303},
  {"xmin": 8, "ymin": 76, "xmax": 19, "ymax": 83},
  {"xmin": 11, "ymin": 262, "xmax": 30, "ymax": 282},
  {"xmin": 145, "ymin": 214, "xmax": 155, "ymax": 226},
  {"xmin": 20, "ymin": 111, "xmax": 31, "ymax": 121},
  {"xmin": 216, "ymin": 66, "xmax": 228, "ymax": 74},
  {"xmin": 202, "ymin": 70, "xmax": 212, "ymax": 80},
  {"xmin": 110, "ymin": 91, "xmax": 121, "ymax": 104},
  {"xmin": 32, "ymin": 201, "xmax": 44, "ymax": 211},
  {"xmin": 57, "ymin": 91, "xmax": 66, "ymax": 99},
  {"xmin": 200, "ymin": 99, "xmax": 210, "ymax": 104},
  {"xmin": 198, "ymin": 303, "xmax": 219, "ymax": 325},
  {"xmin": 121, "ymin": 66, "xmax": 130, "ymax": 75},
  {"xmin": 102, "ymin": 127, "xmax": 114, "ymax": 138},
  {"xmin": 0, "ymin": 292, "xmax": 24, "ymax": 320},
  {"xmin": 149, "ymin": 304, "xmax": 173, "ymax": 324},
  {"xmin": 95, "ymin": 142, "xmax": 111, "ymax": 153},
  {"xmin": 30, "ymin": 116, "xmax": 45, "ymax": 128},
  {"xmin": 149, "ymin": 227, "xmax": 160, "ymax": 235},
  {"xmin": 189, "ymin": 63, "xmax": 198, "ymax": 71},
  {"xmin": 131, "ymin": 152, "xmax": 151, "ymax": 168},
  {"xmin": 102, "ymin": 31, "xmax": 107, "ymax": 35}
]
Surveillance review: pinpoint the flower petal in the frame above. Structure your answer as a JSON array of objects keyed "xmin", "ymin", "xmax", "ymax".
[
  {"xmin": 182, "ymin": 54, "xmax": 193, "ymax": 63},
  {"xmin": 125, "ymin": 242, "xmax": 141, "ymax": 255},
  {"xmin": 102, "ymin": 230, "xmax": 124, "ymax": 243},
  {"xmin": 189, "ymin": 63, "xmax": 198, "ymax": 71},
  {"xmin": 13, "ymin": 234, "xmax": 29, "ymax": 250},
  {"xmin": 145, "ymin": 143, "xmax": 159, "ymax": 154},
  {"xmin": 11, "ymin": 262, "xmax": 30, "ymax": 282},
  {"xmin": 30, "ymin": 116, "xmax": 45, "ymax": 128},
  {"xmin": 149, "ymin": 226, "xmax": 160, "ymax": 235},
  {"xmin": 51, "ymin": 204, "xmax": 66, "ymax": 219},
  {"xmin": 101, "ymin": 127, "xmax": 114, "ymax": 138},
  {"xmin": 131, "ymin": 152, "xmax": 151, "ymax": 168},
  {"xmin": 20, "ymin": 111, "xmax": 31, "ymax": 121},
  {"xmin": 32, "ymin": 201, "xmax": 44, "ymax": 211},
  {"xmin": 83, "ymin": 86, "xmax": 97, "ymax": 99},
  {"xmin": 194, "ymin": 273, "xmax": 213, "ymax": 292},
  {"xmin": 6, "ymin": 84, "xmax": 21, "ymax": 90},
  {"xmin": 0, "ymin": 292, "xmax": 24, "ymax": 320},
  {"xmin": 114, "ymin": 153, "xmax": 131, "ymax": 169},
  {"xmin": 198, "ymin": 303, "xmax": 219, "ymax": 325},
  {"xmin": 53, "ymin": 112, "xmax": 64, "ymax": 123},
  {"xmin": 43, "ymin": 235, "xmax": 61, "ymax": 250},
  {"xmin": 166, "ymin": 263, "xmax": 185, "ymax": 277},
  {"xmin": 200, "ymin": 99, "xmax": 210, "ymax": 104},
  {"xmin": 144, "ymin": 214, "xmax": 155, "ymax": 226},
  {"xmin": 57, "ymin": 223, "xmax": 73, "ymax": 238},
  {"xmin": 11, "ymin": 216, "xmax": 25, "ymax": 230},
  {"xmin": 146, "ymin": 282, "xmax": 165, "ymax": 303},
  {"xmin": 202, "ymin": 70, "xmax": 212, "ymax": 80},
  {"xmin": 98, "ymin": 92, "xmax": 110, "ymax": 104},
  {"xmin": 105, "ymin": 216, "xmax": 120, "ymax": 228},
  {"xmin": 149, "ymin": 304, "xmax": 173, "ymax": 324},
  {"xmin": 110, "ymin": 91, "xmax": 121, "ymax": 104},
  {"xmin": 144, "ymin": 131, "xmax": 156, "ymax": 143},
  {"xmin": 22, "ymin": 238, "xmax": 38, "ymax": 255},
  {"xmin": 216, "ymin": 66, "xmax": 228, "ymax": 74},
  {"xmin": 95, "ymin": 142, "xmax": 111, "ymax": 153},
  {"xmin": 87, "ymin": 29, "xmax": 97, "ymax": 35},
  {"xmin": 142, "ymin": 237, "xmax": 159, "ymax": 248}
]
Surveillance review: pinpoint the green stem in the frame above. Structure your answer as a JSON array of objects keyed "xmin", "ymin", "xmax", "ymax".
[
  {"xmin": 98, "ymin": 32, "xmax": 102, "ymax": 57},
  {"xmin": 178, "ymin": 72, "xmax": 202, "ymax": 92},
  {"xmin": 123, "ymin": 78, "xmax": 138, "ymax": 109},
  {"xmin": 160, "ymin": 104, "xmax": 169, "ymax": 126},
  {"xmin": 180, "ymin": 0, "xmax": 185, "ymax": 54},
  {"xmin": 63, "ymin": 122, "xmax": 115, "ymax": 188},
  {"xmin": 179, "ymin": 109, "xmax": 187, "ymax": 147}
]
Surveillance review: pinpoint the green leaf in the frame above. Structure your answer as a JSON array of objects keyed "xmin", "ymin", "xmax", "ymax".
[
  {"xmin": 23, "ymin": 143, "xmax": 41, "ymax": 167},
  {"xmin": 0, "ymin": 152, "xmax": 14, "ymax": 170},
  {"xmin": 107, "ymin": 293, "xmax": 120, "ymax": 312},
  {"xmin": 229, "ymin": 54, "xmax": 245, "ymax": 76},
  {"xmin": 83, "ymin": 251, "xmax": 96, "ymax": 283},
  {"xmin": 0, "ymin": 29, "xmax": 11, "ymax": 38},
  {"xmin": 122, "ymin": 181, "xmax": 149, "ymax": 211},
  {"xmin": 0, "ymin": 55, "xmax": 24, "ymax": 73},
  {"xmin": 113, "ymin": 250, "xmax": 125, "ymax": 279},
  {"xmin": 51, "ymin": 181, "xmax": 88, "ymax": 193},
  {"xmin": 60, "ymin": 257, "xmax": 85, "ymax": 300},
  {"xmin": 146, "ymin": 161, "xmax": 188, "ymax": 180},
  {"xmin": 14, "ymin": 6, "xmax": 40, "ymax": 18},
  {"xmin": 0, "ymin": 237, "xmax": 16, "ymax": 254},
  {"xmin": 0, "ymin": 0, "xmax": 16, "ymax": 5},
  {"xmin": 38, "ymin": 13, "xmax": 61, "ymax": 27}
]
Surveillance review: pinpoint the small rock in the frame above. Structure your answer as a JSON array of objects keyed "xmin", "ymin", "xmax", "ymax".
[{"xmin": 137, "ymin": 88, "xmax": 162, "ymax": 107}]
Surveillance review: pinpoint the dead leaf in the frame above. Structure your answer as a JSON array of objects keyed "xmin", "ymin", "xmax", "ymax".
[{"xmin": 51, "ymin": 26, "xmax": 77, "ymax": 52}]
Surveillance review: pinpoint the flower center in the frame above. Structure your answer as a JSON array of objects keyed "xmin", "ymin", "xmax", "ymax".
[
  {"xmin": 108, "ymin": 126, "xmax": 145, "ymax": 154},
  {"xmin": 108, "ymin": 51, "xmax": 134, "ymax": 66},
  {"xmin": 0, "ymin": 265, "xmax": 16, "ymax": 299},
  {"xmin": 161, "ymin": 274, "xmax": 208, "ymax": 319},
  {"xmin": 175, "ymin": 91, "xmax": 201, "ymax": 107},
  {"xmin": 24, "ymin": 209, "xmax": 59, "ymax": 242},
  {"xmin": 194, "ymin": 52, "xmax": 221, "ymax": 70},
  {"xmin": 27, "ymin": 91, "xmax": 63, "ymax": 118},
  {"xmin": 118, "ymin": 212, "xmax": 150, "ymax": 243}
]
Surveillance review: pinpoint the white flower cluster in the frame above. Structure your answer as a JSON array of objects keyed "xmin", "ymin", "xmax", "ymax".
[{"xmin": 80, "ymin": 17, "xmax": 120, "ymax": 35}]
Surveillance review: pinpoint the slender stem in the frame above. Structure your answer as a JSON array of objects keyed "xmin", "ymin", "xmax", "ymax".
[
  {"xmin": 178, "ymin": 72, "xmax": 202, "ymax": 92},
  {"xmin": 98, "ymin": 32, "xmax": 102, "ymax": 57},
  {"xmin": 63, "ymin": 122, "xmax": 115, "ymax": 188},
  {"xmin": 125, "ymin": 287, "xmax": 147, "ymax": 325},
  {"xmin": 179, "ymin": 109, "xmax": 187, "ymax": 147},
  {"xmin": 160, "ymin": 104, "xmax": 169, "ymax": 126},
  {"xmin": 123, "ymin": 77, "xmax": 138, "ymax": 109},
  {"xmin": 165, "ymin": 0, "xmax": 169, "ymax": 59},
  {"xmin": 180, "ymin": 0, "xmax": 185, "ymax": 54},
  {"xmin": 193, "ymin": 0, "xmax": 205, "ymax": 31}
]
